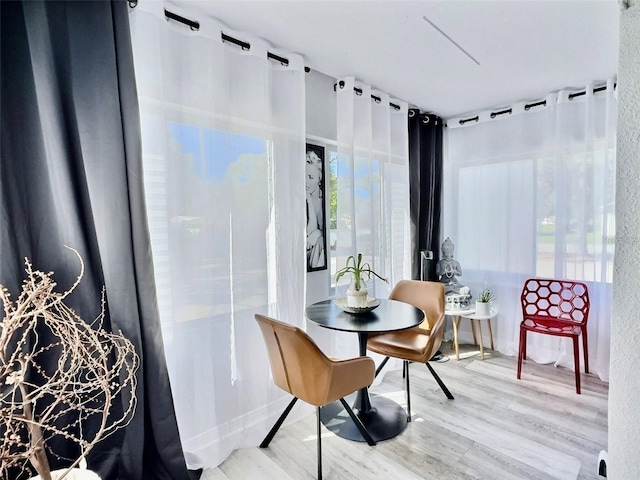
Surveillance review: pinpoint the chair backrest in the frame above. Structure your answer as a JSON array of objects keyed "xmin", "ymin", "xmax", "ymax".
[
  {"xmin": 389, "ymin": 280, "xmax": 446, "ymax": 351},
  {"xmin": 520, "ymin": 278, "xmax": 590, "ymax": 325},
  {"xmin": 255, "ymin": 314, "xmax": 332, "ymax": 405}
]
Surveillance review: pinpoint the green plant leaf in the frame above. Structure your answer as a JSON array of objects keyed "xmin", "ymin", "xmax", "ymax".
[{"xmin": 335, "ymin": 253, "xmax": 388, "ymax": 291}]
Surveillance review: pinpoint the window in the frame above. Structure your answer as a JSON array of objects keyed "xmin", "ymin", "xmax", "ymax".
[{"xmin": 143, "ymin": 121, "xmax": 271, "ymax": 340}]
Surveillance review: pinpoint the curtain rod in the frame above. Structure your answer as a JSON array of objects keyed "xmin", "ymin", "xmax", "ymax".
[
  {"xmin": 131, "ymin": 4, "xmax": 397, "ymax": 104},
  {"xmin": 334, "ymin": 81, "xmax": 401, "ymax": 111},
  {"xmin": 218, "ymin": 32, "xmax": 299, "ymax": 69},
  {"xmin": 458, "ymin": 83, "xmax": 616, "ymax": 125},
  {"xmin": 165, "ymin": 9, "xmax": 199, "ymax": 30},
  {"xmin": 568, "ymin": 84, "xmax": 610, "ymax": 100},
  {"xmin": 151, "ymin": 6, "xmax": 310, "ymax": 72}
]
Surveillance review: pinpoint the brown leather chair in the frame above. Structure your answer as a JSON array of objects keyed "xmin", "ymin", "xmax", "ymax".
[
  {"xmin": 255, "ymin": 314, "xmax": 376, "ymax": 480},
  {"xmin": 367, "ymin": 280, "xmax": 454, "ymax": 422}
]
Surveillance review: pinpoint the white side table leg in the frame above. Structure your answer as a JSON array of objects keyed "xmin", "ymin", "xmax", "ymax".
[
  {"xmin": 452, "ymin": 316, "xmax": 461, "ymax": 360},
  {"xmin": 476, "ymin": 320, "xmax": 485, "ymax": 360},
  {"xmin": 487, "ymin": 319, "xmax": 495, "ymax": 351}
]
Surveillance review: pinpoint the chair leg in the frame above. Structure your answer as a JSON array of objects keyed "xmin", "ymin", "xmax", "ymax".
[
  {"xmin": 338, "ymin": 398, "xmax": 376, "ymax": 446},
  {"xmin": 573, "ymin": 336, "xmax": 581, "ymax": 394},
  {"xmin": 582, "ymin": 326, "xmax": 590, "ymax": 373},
  {"xmin": 260, "ymin": 397, "xmax": 299, "ymax": 448},
  {"xmin": 426, "ymin": 362, "xmax": 454, "ymax": 400},
  {"xmin": 375, "ymin": 356, "xmax": 390, "ymax": 379},
  {"xmin": 517, "ymin": 327, "xmax": 526, "ymax": 379},
  {"xmin": 404, "ymin": 361, "xmax": 411, "ymax": 422},
  {"xmin": 316, "ymin": 406, "xmax": 322, "ymax": 480}
]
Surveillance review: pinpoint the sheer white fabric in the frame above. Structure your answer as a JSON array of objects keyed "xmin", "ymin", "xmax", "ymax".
[
  {"xmin": 129, "ymin": 2, "xmax": 306, "ymax": 469},
  {"xmin": 444, "ymin": 80, "xmax": 616, "ymax": 381},
  {"xmin": 330, "ymin": 77, "xmax": 411, "ymax": 358}
]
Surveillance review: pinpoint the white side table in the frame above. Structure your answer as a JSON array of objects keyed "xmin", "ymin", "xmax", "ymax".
[{"xmin": 445, "ymin": 307, "xmax": 498, "ymax": 360}]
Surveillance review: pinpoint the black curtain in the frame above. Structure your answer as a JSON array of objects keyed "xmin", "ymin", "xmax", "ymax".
[
  {"xmin": 408, "ymin": 109, "xmax": 444, "ymax": 281},
  {"xmin": 0, "ymin": 1, "xmax": 191, "ymax": 479}
]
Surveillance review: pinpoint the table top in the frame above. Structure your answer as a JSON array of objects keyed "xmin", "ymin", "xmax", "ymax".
[
  {"xmin": 305, "ymin": 298, "xmax": 424, "ymax": 334},
  {"xmin": 445, "ymin": 307, "xmax": 475, "ymax": 316},
  {"xmin": 445, "ymin": 307, "xmax": 499, "ymax": 320}
]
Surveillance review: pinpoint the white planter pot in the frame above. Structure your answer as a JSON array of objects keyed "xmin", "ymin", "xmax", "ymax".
[
  {"xmin": 346, "ymin": 287, "xmax": 368, "ymax": 308},
  {"xmin": 475, "ymin": 301, "xmax": 491, "ymax": 316},
  {"xmin": 30, "ymin": 469, "xmax": 101, "ymax": 480}
]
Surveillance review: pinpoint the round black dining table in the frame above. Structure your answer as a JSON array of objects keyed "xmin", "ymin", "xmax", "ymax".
[{"xmin": 305, "ymin": 298, "xmax": 424, "ymax": 442}]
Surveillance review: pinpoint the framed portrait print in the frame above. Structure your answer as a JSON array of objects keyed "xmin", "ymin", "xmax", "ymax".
[{"xmin": 305, "ymin": 143, "xmax": 328, "ymax": 271}]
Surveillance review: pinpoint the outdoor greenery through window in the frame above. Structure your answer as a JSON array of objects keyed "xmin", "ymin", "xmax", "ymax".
[
  {"xmin": 328, "ymin": 149, "xmax": 384, "ymax": 287},
  {"xmin": 327, "ymin": 150, "xmax": 339, "ymax": 286},
  {"xmin": 143, "ymin": 122, "xmax": 271, "ymax": 339},
  {"xmin": 328, "ymin": 148, "xmax": 409, "ymax": 293},
  {"xmin": 534, "ymin": 149, "xmax": 615, "ymax": 282},
  {"xmin": 454, "ymin": 146, "xmax": 615, "ymax": 284}
]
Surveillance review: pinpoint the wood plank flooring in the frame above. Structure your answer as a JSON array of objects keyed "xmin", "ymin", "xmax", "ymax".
[{"xmin": 202, "ymin": 341, "xmax": 608, "ymax": 480}]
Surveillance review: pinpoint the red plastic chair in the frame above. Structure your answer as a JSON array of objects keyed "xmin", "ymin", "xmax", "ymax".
[{"xmin": 517, "ymin": 278, "xmax": 590, "ymax": 394}]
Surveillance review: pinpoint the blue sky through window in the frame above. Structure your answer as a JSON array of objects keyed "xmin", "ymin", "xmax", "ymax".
[
  {"xmin": 332, "ymin": 152, "xmax": 379, "ymax": 199},
  {"xmin": 170, "ymin": 122, "xmax": 267, "ymax": 179}
]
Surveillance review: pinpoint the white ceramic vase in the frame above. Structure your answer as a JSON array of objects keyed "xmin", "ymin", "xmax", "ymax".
[
  {"xmin": 346, "ymin": 284, "xmax": 368, "ymax": 308},
  {"xmin": 475, "ymin": 301, "xmax": 491, "ymax": 316},
  {"xmin": 30, "ymin": 469, "xmax": 101, "ymax": 480}
]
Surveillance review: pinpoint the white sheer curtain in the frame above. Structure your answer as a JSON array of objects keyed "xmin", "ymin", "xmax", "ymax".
[
  {"xmin": 129, "ymin": 2, "xmax": 306, "ymax": 469},
  {"xmin": 329, "ymin": 77, "xmax": 411, "ymax": 358},
  {"xmin": 444, "ymin": 80, "xmax": 616, "ymax": 381},
  {"xmin": 335, "ymin": 77, "xmax": 411, "ymax": 299}
]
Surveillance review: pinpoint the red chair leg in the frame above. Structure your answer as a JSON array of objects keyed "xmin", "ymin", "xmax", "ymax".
[
  {"xmin": 582, "ymin": 326, "xmax": 589, "ymax": 373},
  {"xmin": 517, "ymin": 326, "xmax": 526, "ymax": 379},
  {"xmin": 573, "ymin": 336, "xmax": 581, "ymax": 394}
]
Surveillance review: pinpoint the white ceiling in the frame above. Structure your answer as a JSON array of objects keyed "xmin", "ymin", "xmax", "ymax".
[{"xmin": 176, "ymin": 0, "xmax": 620, "ymax": 119}]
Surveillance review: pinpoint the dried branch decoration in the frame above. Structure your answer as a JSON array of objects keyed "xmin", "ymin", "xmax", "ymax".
[{"xmin": 0, "ymin": 248, "xmax": 139, "ymax": 480}]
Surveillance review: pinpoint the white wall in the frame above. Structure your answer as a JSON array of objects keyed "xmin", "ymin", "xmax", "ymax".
[
  {"xmin": 609, "ymin": 1, "xmax": 640, "ymax": 477},
  {"xmin": 305, "ymin": 70, "xmax": 337, "ymax": 306},
  {"xmin": 306, "ymin": 70, "xmax": 337, "ymax": 142}
]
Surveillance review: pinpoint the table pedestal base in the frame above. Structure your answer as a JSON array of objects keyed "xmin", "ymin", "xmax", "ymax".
[{"xmin": 320, "ymin": 394, "xmax": 407, "ymax": 442}]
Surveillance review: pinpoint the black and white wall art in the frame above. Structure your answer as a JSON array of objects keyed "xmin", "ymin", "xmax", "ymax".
[{"xmin": 305, "ymin": 143, "xmax": 327, "ymax": 271}]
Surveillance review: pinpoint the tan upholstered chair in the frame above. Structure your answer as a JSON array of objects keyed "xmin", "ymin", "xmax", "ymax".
[
  {"xmin": 367, "ymin": 280, "xmax": 454, "ymax": 422},
  {"xmin": 255, "ymin": 314, "xmax": 376, "ymax": 480}
]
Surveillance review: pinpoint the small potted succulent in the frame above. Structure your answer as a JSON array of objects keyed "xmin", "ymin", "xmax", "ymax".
[
  {"xmin": 475, "ymin": 288, "xmax": 494, "ymax": 316},
  {"xmin": 335, "ymin": 253, "xmax": 388, "ymax": 307}
]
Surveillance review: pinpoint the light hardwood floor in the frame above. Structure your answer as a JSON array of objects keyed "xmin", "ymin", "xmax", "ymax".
[{"xmin": 202, "ymin": 341, "xmax": 608, "ymax": 480}]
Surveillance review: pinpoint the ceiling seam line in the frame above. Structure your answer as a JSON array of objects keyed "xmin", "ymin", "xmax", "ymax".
[{"xmin": 422, "ymin": 15, "xmax": 480, "ymax": 66}]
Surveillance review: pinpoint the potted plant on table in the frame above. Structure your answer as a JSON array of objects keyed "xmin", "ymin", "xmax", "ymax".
[
  {"xmin": 0, "ymin": 248, "xmax": 139, "ymax": 480},
  {"xmin": 335, "ymin": 253, "xmax": 388, "ymax": 308},
  {"xmin": 475, "ymin": 288, "xmax": 494, "ymax": 316}
]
